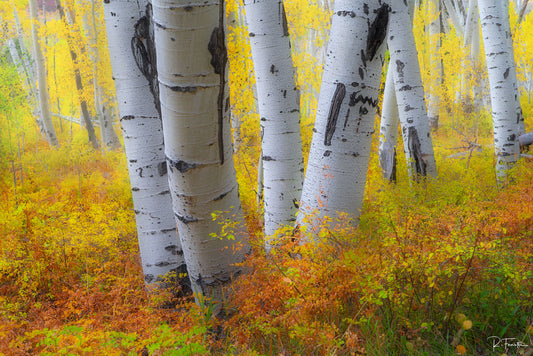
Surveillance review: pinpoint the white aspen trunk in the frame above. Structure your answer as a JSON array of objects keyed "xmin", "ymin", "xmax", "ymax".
[
  {"xmin": 443, "ymin": 0, "xmax": 465, "ymax": 35},
  {"xmin": 478, "ymin": 0, "xmax": 521, "ymax": 175},
  {"xmin": 243, "ymin": 0, "xmax": 303, "ymax": 250},
  {"xmin": 428, "ymin": 0, "xmax": 442, "ymax": 130},
  {"xmin": 152, "ymin": 0, "xmax": 250, "ymax": 304},
  {"xmin": 90, "ymin": 0, "xmax": 120, "ymax": 150},
  {"xmin": 7, "ymin": 39, "xmax": 24, "ymax": 74},
  {"xmin": 103, "ymin": 0, "xmax": 189, "ymax": 291},
  {"xmin": 388, "ymin": 1, "xmax": 437, "ymax": 179},
  {"xmin": 29, "ymin": 0, "xmax": 58, "ymax": 147},
  {"xmin": 297, "ymin": 0, "xmax": 388, "ymax": 231},
  {"xmin": 500, "ymin": 0, "xmax": 526, "ymax": 134},
  {"xmin": 378, "ymin": 67, "xmax": 399, "ymax": 182}
]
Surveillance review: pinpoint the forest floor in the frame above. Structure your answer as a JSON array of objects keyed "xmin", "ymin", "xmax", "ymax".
[{"xmin": 0, "ymin": 104, "xmax": 532, "ymax": 355}]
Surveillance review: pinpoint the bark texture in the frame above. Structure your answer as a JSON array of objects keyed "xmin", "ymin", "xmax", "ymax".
[
  {"xmin": 243, "ymin": 0, "xmax": 303, "ymax": 250},
  {"xmin": 152, "ymin": 0, "xmax": 250, "ymax": 303},
  {"xmin": 297, "ymin": 0, "xmax": 388, "ymax": 231},
  {"xmin": 388, "ymin": 0, "xmax": 437, "ymax": 179},
  {"xmin": 478, "ymin": 0, "xmax": 521, "ymax": 175},
  {"xmin": 378, "ymin": 67, "xmax": 399, "ymax": 182},
  {"xmin": 103, "ymin": 0, "xmax": 188, "ymax": 290}
]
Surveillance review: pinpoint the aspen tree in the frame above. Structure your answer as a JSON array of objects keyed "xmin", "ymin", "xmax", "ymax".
[
  {"xmin": 152, "ymin": 0, "xmax": 250, "ymax": 303},
  {"xmin": 298, "ymin": 0, "xmax": 389, "ymax": 230},
  {"xmin": 388, "ymin": 0, "xmax": 437, "ymax": 179},
  {"xmin": 478, "ymin": 0, "xmax": 521, "ymax": 175},
  {"xmin": 29, "ymin": 0, "xmax": 58, "ymax": 146},
  {"xmin": 103, "ymin": 0, "xmax": 188, "ymax": 290},
  {"xmin": 243, "ymin": 0, "xmax": 303, "ymax": 250}
]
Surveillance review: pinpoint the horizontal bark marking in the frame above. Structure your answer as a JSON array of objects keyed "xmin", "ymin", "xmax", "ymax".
[
  {"xmin": 175, "ymin": 213, "xmax": 199, "ymax": 224},
  {"xmin": 263, "ymin": 155, "xmax": 275, "ymax": 161},
  {"xmin": 323, "ymin": 150, "xmax": 331, "ymax": 157},
  {"xmin": 213, "ymin": 189, "xmax": 230, "ymax": 201},
  {"xmin": 366, "ymin": 4, "xmax": 389, "ymax": 61},
  {"xmin": 349, "ymin": 92, "xmax": 379, "ymax": 107},
  {"xmin": 337, "ymin": 10, "xmax": 355, "ymax": 17},
  {"xmin": 169, "ymin": 85, "xmax": 199, "ymax": 92},
  {"xmin": 324, "ymin": 83, "xmax": 346, "ymax": 146},
  {"xmin": 155, "ymin": 261, "xmax": 172, "ymax": 267}
]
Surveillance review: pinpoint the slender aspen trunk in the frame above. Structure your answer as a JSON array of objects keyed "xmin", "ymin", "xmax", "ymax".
[
  {"xmin": 152, "ymin": 0, "xmax": 250, "ymax": 304},
  {"xmin": 388, "ymin": 0, "xmax": 437, "ymax": 179},
  {"xmin": 56, "ymin": 0, "xmax": 100, "ymax": 149},
  {"xmin": 243, "ymin": 0, "xmax": 303, "ymax": 250},
  {"xmin": 103, "ymin": 0, "xmax": 188, "ymax": 291},
  {"xmin": 478, "ymin": 0, "xmax": 521, "ymax": 175},
  {"xmin": 428, "ymin": 0, "xmax": 442, "ymax": 130},
  {"xmin": 90, "ymin": 0, "xmax": 120, "ymax": 150},
  {"xmin": 297, "ymin": 0, "xmax": 388, "ymax": 231},
  {"xmin": 378, "ymin": 67, "xmax": 399, "ymax": 182},
  {"xmin": 29, "ymin": 0, "xmax": 58, "ymax": 147}
]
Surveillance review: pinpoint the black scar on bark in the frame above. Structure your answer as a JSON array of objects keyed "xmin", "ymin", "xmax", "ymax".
[
  {"xmin": 503, "ymin": 67, "xmax": 510, "ymax": 79},
  {"xmin": 349, "ymin": 92, "xmax": 379, "ymax": 107},
  {"xmin": 176, "ymin": 214, "xmax": 199, "ymax": 224},
  {"xmin": 158, "ymin": 161, "xmax": 167, "ymax": 176},
  {"xmin": 407, "ymin": 127, "xmax": 427, "ymax": 178},
  {"xmin": 365, "ymin": 4, "xmax": 390, "ymax": 62},
  {"xmin": 131, "ymin": 4, "xmax": 161, "ymax": 116},
  {"xmin": 396, "ymin": 60, "xmax": 405, "ymax": 76},
  {"xmin": 324, "ymin": 83, "xmax": 346, "ymax": 146},
  {"xmin": 208, "ymin": 24, "xmax": 228, "ymax": 164},
  {"xmin": 167, "ymin": 157, "xmax": 198, "ymax": 173}
]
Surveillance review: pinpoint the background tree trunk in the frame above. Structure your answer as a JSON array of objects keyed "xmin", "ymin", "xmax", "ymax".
[
  {"xmin": 29, "ymin": 0, "xmax": 58, "ymax": 147},
  {"xmin": 56, "ymin": 0, "xmax": 100, "ymax": 149}
]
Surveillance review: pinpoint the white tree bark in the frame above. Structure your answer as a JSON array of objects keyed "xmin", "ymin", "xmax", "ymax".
[
  {"xmin": 443, "ymin": 0, "xmax": 465, "ymax": 35},
  {"xmin": 378, "ymin": 67, "xmax": 399, "ymax": 182},
  {"xmin": 243, "ymin": 0, "xmax": 303, "ymax": 250},
  {"xmin": 152, "ymin": 0, "xmax": 250, "ymax": 302},
  {"xmin": 90, "ymin": 0, "xmax": 120, "ymax": 150},
  {"xmin": 103, "ymin": 0, "xmax": 188, "ymax": 290},
  {"xmin": 428, "ymin": 0, "xmax": 442, "ymax": 130},
  {"xmin": 478, "ymin": 0, "xmax": 521, "ymax": 174},
  {"xmin": 29, "ymin": 0, "xmax": 58, "ymax": 147},
  {"xmin": 388, "ymin": 0, "xmax": 437, "ymax": 179},
  {"xmin": 499, "ymin": 0, "xmax": 526, "ymax": 134},
  {"xmin": 297, "ymin": 0, "xmax": 388, "ymax": 230}
]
